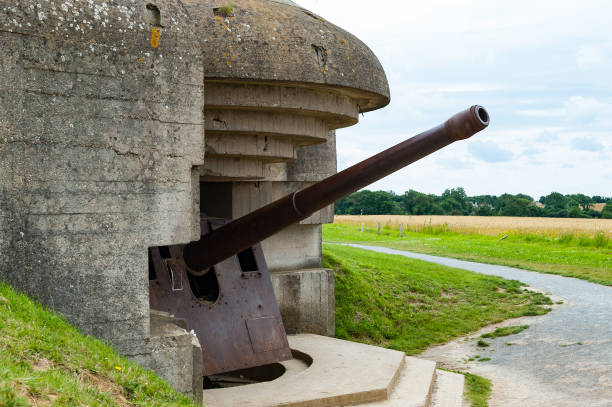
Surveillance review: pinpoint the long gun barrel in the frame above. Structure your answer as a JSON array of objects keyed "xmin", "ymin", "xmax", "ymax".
[{"xmin": 183, "ymin": 105, "xmax": 490, "ymax": 273}]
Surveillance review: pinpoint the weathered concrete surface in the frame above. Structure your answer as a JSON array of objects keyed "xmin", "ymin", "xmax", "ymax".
[
  {"xmin": 185, "ymin": 0, "xmax": 390, "ymax": 112},
  {"xmin": 429, "ymin": 370, "xmax": 465, "ymax": 407},
  {"xmin": 0, "ymin": 0, "xmax": 204, "ymax": 351},
  {"xmin": 263, "ymin": 224, "xmax": 322, "ymax": 270},
  {"xmin": 271, "ymin": 268, "xmax": 334, "ymax": 336},
  {"xmin": 286, "ymin": 130, "xmax": 338, "ymax": 183},
  {"xmin": 130, "ymin": 311, "xmax": 203, "ymax": 401},
  {"xmin": 185, "ymin": 0, "xmax": 386, "ymax": 343},
  {"xmin": 200, "ymin": 81, "xmax": 346, "ymax": 181},
  {"xmin": 203, "ymin": 334, "xmax": 407, "ymax": 407},
  {"xmin": 345, "ymin": 244, "xmax": 612, "ymax": 407},
  {"xmin": 354, "ymin": 357, "xmax": 437, "ymax": 407}
]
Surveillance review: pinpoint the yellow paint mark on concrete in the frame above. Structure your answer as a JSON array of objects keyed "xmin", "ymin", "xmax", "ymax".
[
  {"xmin": 138, "ymin": 57, "xmax": 143, "ymax": 63},
  {"xmin": 150, "ymin": 28, "xmax": 161, "ymax": 48}
]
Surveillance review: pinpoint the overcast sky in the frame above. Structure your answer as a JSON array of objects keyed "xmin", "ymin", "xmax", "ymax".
[{"xmin": 295, "ymin": 0, "xmax": 611, "ymax": 199}]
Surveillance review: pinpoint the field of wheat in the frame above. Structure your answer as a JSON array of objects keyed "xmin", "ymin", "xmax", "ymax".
[{"xmin": 335, "ymin": 215, "xmax": 612, "ymax": 238}]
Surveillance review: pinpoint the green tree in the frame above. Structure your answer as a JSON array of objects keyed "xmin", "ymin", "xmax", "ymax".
[
  {"xmin": 401, "ymin": 190, "xmax": 440, "ymax": 215},
  {"xmin": 602, "ymin": 202, "xmax": 612, "ymax": 219},
  {"xmin": 474, "ymin": 203, "xmax": 494, "ymax": 216},
  {"xmin": 570, "ymin": 194, "xmax": 593, "ymax": 211},
  {"xmin": 540, "ymin": 192, "xmax": 569, "ymax": 217},
  {"xmin": 337, "ymin": 190, "xmax": 400, "ymax": 215},
  {"xmin": 497, "ymin": 194, "xmax": 532, "ymax": 217},
  {"xmin": 440, "ymin": 187, "xmax": 469, "ymax": 215}
]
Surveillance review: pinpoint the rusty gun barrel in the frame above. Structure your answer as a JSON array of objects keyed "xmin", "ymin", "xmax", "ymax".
[{"xmin": 183, "ymin": 105, "xmax": 490, "ymax": 273}]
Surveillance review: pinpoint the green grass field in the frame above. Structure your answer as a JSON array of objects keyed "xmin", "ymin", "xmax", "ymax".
[
  {"xmin": 324, "ymin": 244, "xmax": 552, "ymax": 406},
  {"xmin": 324, "ymin": 223, "xmax": 612, "ymax": 286},
  {"xmin": 464, "ymin": 372, "xmax": 492, "ymax": 407},
  {"xmin": 323, "ymin": 244, "xmax": 551, "ymax": 355},
  {"xmin": 0, "ymin": 283, "xmax": 199, "ymax": 407}
]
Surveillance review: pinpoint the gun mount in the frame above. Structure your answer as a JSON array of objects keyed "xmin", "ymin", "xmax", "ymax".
[{"xmin": 149, "ymin": 105, "xmax": 489, "ymax": 377}]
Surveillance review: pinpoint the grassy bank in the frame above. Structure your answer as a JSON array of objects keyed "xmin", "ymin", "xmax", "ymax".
[
  {"xmin": 324, "ymin": 223, "xmax": 612, "ymax": 286},
  {"xmin": 0, "ymin": 282, "xmax": 199, "ymax": 407},
  {"xmin": 323, "ymin": 244, "xmax": 551, "ymax": 355},
  {"xmin": 464, "ymin": 373, "xmax": 492, "ymax": 407}
]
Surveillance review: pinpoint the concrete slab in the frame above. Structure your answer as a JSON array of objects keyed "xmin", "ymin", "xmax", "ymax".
[
  {"xmin": 203, "ymin": 334, "xmax": 406, "ymax": 407},
  {"xmin": 430, "ymin": 370, "xmax": 465, "ymax": 407},
  {"xmin": 355, "ymin": 357, "xmax": 437, "ymax": 407}
]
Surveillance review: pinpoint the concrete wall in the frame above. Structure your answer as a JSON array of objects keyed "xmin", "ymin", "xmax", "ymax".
[
  {"xmin": 130, "ymin": 312, "xmax": 203, "ymax": 401},
  {"xmin": 0, "ymin": 1, "xmax": 204, "ymax": 352},
  {"xmin": 262, "ymin": 224, "xmax": 322, "ymax": 271},
  {"xmin": 271, "ymin": 269, "xmax": 335, "ymax": 336}
]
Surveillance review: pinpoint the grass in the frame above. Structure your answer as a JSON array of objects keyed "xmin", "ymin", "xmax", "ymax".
[
  {"xmin": 439, "ymin": 371, "xmax": 491, "ymax": 407},
  {"xmin": 323, "ymin": 223, "xmax": 612, "ymax": 286},
  {"xmin": 0, "ymin": 282, "xmax": 199, "ymax": 407},
  {"xmin": 464, "ymin": 372, "xmax": 492, "ymax": 406},
  {"xmin": 324, "ymin": 244, "xmax": 551, "ymax": 355},
  {"xmin": 218, "ymin": 3, "xmax": 234, "ymax": 16},
  {"xmin": 481, "ymin": 325, "xmax": 529, "ymax": 339}
]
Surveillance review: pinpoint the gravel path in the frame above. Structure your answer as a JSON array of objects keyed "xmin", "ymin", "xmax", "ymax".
[{"xmin": 344, "ymin": 244, "xmax": 612, "ymax": 407}]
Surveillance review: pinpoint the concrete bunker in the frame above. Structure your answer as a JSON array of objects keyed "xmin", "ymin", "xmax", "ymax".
[
  {"xmin": 0, "ymin": 0, "xmax": 493, "ymax": 404},
  {"xmin": 0, "ymin": 0, "xmax": 452, "ymax": 402},
  {"xmin": 145, "ymin": 0, "xmax": 391, "ymax": 384}
]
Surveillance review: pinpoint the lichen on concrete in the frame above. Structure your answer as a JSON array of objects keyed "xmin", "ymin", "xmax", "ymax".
[{"xmin": 0, "ymin": 0, "xmax": 204, "ymax": 354}]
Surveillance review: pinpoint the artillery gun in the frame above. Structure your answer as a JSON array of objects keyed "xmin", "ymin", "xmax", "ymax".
[{"xmin": 149, "ymin": 105, "xmax": 490, "ymax": 377}]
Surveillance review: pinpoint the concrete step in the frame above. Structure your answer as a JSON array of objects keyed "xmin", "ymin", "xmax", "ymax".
[
  {"xmin": 429, "ymin": 370, "xmax": 465, "ymax": 407},
  {"xmin": 354, "ymin": 356, "xmax": 437, "ymax": 407},
  {"xmin": 203, "ymin": 334, "xmax": 406, "ymax": 407}
]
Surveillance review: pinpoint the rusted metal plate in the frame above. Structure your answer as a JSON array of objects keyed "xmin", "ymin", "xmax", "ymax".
[
  {"xmin": 149, "ymin": 217, "xmax": 292, "ymax": 376},
  {"xmin": 246, "ymin": 317, "xmax": 287, "ymax": 353}
]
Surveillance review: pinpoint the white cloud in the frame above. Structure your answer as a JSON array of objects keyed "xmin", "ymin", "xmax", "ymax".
[
  {"xmin": 517, "ymin": 96, "xmax": 612, "ymax": 126},
  {"xmin": 576, "ymin": 44, "xmax": 607, "ymax": 69},
  {"xmin": 297, "ymin": 0, "xmax": 612, "ymax": 196},
  {"xmin": 563, "ymin": 96, "xmax": 612, "ymax": 125},
  {"xmin": 468, "ymin": 141, "xmax": 513, "ymax": 163},
  {"xmin": 571, "ymin": 137, "xmax": 605, "ymax": 152},
  {"xmin": 403, "ymin": 82, "xmax": 507, "ymax": 94},
  {"xmin": 518, "ymin": 108, "xmax": 566, "ymax": 118}
]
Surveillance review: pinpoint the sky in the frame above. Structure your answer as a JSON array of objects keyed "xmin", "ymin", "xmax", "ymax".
[{"xmin": 295, "ymin": 0, "xmax": 611, "ymax": 199}]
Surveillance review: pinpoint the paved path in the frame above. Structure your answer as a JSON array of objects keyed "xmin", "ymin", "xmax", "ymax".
[{"xmin": 344, "ymin": 244, "xmax": 612, "ymax": 407}]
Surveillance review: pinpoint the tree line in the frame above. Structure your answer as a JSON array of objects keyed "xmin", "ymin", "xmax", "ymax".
[{"xmin": 335, "ymin": 188, "xmax": 612, "ymax": 219}]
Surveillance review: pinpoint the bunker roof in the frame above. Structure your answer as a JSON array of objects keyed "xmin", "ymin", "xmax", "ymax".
[{"xmin": 186, "ymin": 0, "xmax": 390, "ymax": 112}]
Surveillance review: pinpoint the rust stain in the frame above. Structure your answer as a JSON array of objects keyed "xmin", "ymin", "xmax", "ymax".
[{"xmin": 150, "ymin": 28, "xmax": 161, "ymax": 48}]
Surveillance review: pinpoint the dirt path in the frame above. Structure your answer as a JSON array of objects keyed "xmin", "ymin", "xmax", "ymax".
[{"xmin": 346, "ymin": 244, "xmax": 612, "ymax": 407}]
